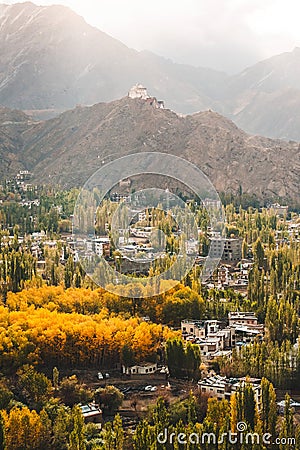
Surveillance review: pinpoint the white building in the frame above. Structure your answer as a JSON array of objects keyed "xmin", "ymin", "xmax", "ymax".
[
  {"xmin": 198, "ymin": 375, "xmax": 262, "ymax": 410},
  {"xmin": 228, "ymin": 311, "xmax": 258, "ymax": 327},
  {"xmin": 122, "ymin": 362, "xmax": 158, "ymax": 375},
  {"xmin": 128, "ymin": 84, "xmax": 149, "ymax": 100}
]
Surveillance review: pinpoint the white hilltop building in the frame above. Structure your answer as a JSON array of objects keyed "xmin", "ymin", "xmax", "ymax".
[
  {"xmin": 128, "ymin": 84, "xmax": 149, "ymax": 100},
  {"xmin": 128, "ymin": 84, "xmax": 165, "ymax": 109}
]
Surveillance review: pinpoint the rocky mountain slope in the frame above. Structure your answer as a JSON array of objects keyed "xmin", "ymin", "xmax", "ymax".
[
  {"xmin": 227, "ymin": 48, "xmax": 300, "ymax": 140},
  {"xmin": 0, "ymin": 2, "xmax": 226, "ymax": 115},
  {"xmin": 0, "ymin": 106, "xmax": 35, "ymax": 179},
  {"xmin": 1, "ymin": 97, "xmax": 299, "ymax": 203},
  {"xmin": 1, "ymin": 3, "xmax": 300, "ymax": 140}
]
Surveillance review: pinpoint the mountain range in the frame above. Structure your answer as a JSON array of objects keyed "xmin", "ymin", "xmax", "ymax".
[
  {"xmin": 1, "ymin": 97, "xmax": 299, "ymax": 204},
  {"xmin": 1, "ymin": 2, "xmax": 300, "ymax": 140}
]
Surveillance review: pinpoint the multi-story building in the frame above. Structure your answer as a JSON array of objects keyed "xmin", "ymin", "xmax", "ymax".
[
  {"xmin": 181, "ymin": 312, "xmax": 263, "ymax": 359},
  {"xmin": 198, "ymin": 375, "xmax": 262, "ymax": 411},
  {"xmin": 181, "ymin": 320, "xmax": 206, "ymax": 339},
  {"xmin": 209, "ymin": 238, "xmax": 242, "ymax": 262}
]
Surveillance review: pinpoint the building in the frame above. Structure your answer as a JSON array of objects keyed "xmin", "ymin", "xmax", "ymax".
[
  {"xmin": 223, "ymin": 238, "xmax": 242, "ymax": 261},
  {"xmin": 94, "ymin": 238, "xmax": 110, "ymax": 257},
  {"xmin": 128, "ymin": 84, "xmax": 165, "ymax": 108},
  {"xmin": 198, "ymin": 375, "xmax": 231, "ymax": 401},
  {"xmin": 199, "ymin": 337, "xmax": 221, "ymax": 357},
  {"xmin": 277, "ymin": 398, "xmax": 300, "ymax": 415},
  {"xmin": 86, "ymin": 238, "xmax": 111, "ymax": 257},
  {"xmin": 209, "ymin": 238, "xmax": 242, "ymax": 261},
  {"xmin": 119, "ymin": 178, "xmax": 132, "ymax": 188},
  {"xmin": 268, "ymin": 203, "xmax": 288, "ymax": 217},
  {"xmin": 80, "ymin": 403, "xmax": 102, "ymax": 424},
  {"xmin": 110, "ymin": 193, "xmax": 131, "ymax": 203},
  {"xmin": 128, "ymin": 84, "xmax": 149, "ymax": 99},
  {"xmin": 202, "ymin": 198, "xmax": 222, "ymax": 209},
  {"xmin": 182, "ymin": 314, "xmax": 263, "ymax": 359},
  {"xmin": 231, "ymin": 378, "xmax": 262, "ymax": 411},
  {"xmin": 198, "ymin": 375, "xmax": 262, "ymax": 411},
  {"xmin": 122, "ymin": 362, "xmax": 158, "ymax": 375},
  {"xmin": 228, "ymin": 312, "xmax": 258, "ymax": 327},
  {"xmin": 181, "ymin": 319, "xmax": 236, "ymax": 359},
  {"xmin": 16, "ymin": 170, "xmax": 31, "ymax": 181},
  {"xmin": 228, "ymin": 312, "xmax": 264, "ymax": 344},
  {"xmin": 181, "ymin": 320, "xmax": 206, "ymax": 339},
  {"xmin": 217, "ymin": 265, "xmax": 232, "ymax": 286}
]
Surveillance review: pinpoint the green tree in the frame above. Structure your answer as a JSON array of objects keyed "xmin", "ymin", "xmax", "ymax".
[
  {"xmin": 134, "ymin": 420, "xmax": 152, "ymax": 450},
  {"xmin": 68, "ymin": 406, "xmax": 86, "ymax": 450},
  {"xmin": 0, "ymin": 412, "xmax": 5, "ymax": 450},
  {"xmin": 279, "ymin": 394, "xmax": 295, "ymax": 450},
  {"xmin": 53, "ymin": 367, "xmax": 59, "ymax": 391},
  {"xmin": 17, "ymin": 365, "xmax": 52, "ymax": 408},
  {"xmin": 94, "ymin": 386, "xmax": 124, "ymax": 414},
  {"xmin": 253, "ymin": 237, "xmax": 264, "ymax": 267},
  {"xmin": 261, "ymin": 377, "xmax": 277, "ymax": 436}
]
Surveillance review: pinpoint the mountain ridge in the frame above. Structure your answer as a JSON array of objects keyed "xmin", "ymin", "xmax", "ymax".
[
  {"xmin": 2, "ymin": 2, "xmax": 300, "ymax": 140},
  {"xmin": 1, "ymin": 97, "xmax": 299, "ymax": 204}
]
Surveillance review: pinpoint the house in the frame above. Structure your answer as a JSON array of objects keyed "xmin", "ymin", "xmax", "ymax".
[
  {"xmin": 16, "ymin": 170, "xmax": 31, "ymax": 181},
  {"xmin": 233, "ymin": 325, "xmax": 263, "ymax": 344},
  {"xmin": 277, "ymin": 398, "xmax": 300, "ymax": 414},
  {"xmin": 228, "ymin": 312, "xmax": 258, "ymax": 327},
  {"xmin": 223, "ymin": 238, "xmax": 242, "ymax": 261},
  {"xmin": 94, "ymin": 238, "xmax": 110, "ymax": 257},
  {"xmin": 198, "ymin": 375, "xmax": 262, "ymax": 411},
  {"xmin": 202, "ymin": 198, "xmax": 222, "ymax": 209},
  {"xmin": 119, "ymin": 178, "xmax": 132, "ymax": 188},
  {"xmin": 181, "ymin": 320, "xmax": 206, "ymax": 339},
  {"xmin": 228, "ymin": 312, "xmax": 264, "ymax": 343},
  {"xmin": 199, "ymin": 337, "xmax": 221, "ymax": 357},
  {"xmin": 85, "ymin": 238, "xmax": 111, "ymax": 257},
  {"xmin": 122, "ymin": 362, "xmax": 158, "ymax": 375},
  {"xmin": 230, "ymin": 377, "xmax": 262, "ymax": 412},
  {"xmin": 110, "ymin": 193, "xmax": 131, "ymax": 203},
  {"xmin": 198, "ymin": 375, "xmax": 230, "ymax": 401},
  {"xmin": 218, "ymin": 265, "xmax": 231, "ymax": 286},
  {"xmin": 80, "ymin": 403, "xmax": 102, "ymax": 424},
  {"xmin": 268, "ymin": 203, "xmax": 288, "ymax": 217},
  {"xmin": 182, "ymin": 319, "xmax": 236, "ymax": 359}
]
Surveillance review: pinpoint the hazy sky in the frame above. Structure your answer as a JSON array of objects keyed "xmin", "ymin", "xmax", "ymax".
[{"xmin": 4, "ymin": 0, "xmax": 300, "ymax": 73}]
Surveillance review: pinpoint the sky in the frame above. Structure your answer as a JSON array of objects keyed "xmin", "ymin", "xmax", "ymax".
[{"xmin": 4, "ymin": 0, "xmax": 300, "ymax": 73}]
